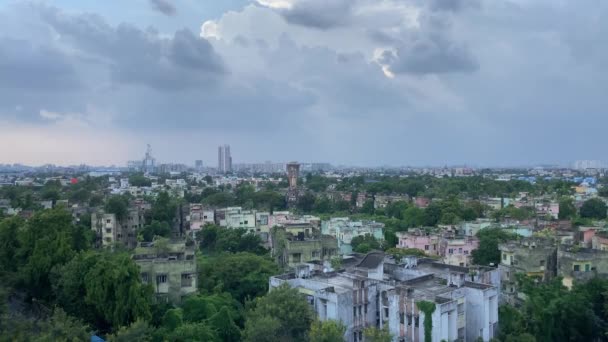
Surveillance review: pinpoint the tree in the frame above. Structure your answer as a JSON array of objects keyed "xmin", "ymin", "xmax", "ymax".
[
  {"xmin": 351, "ymin": 234, "xmax": 382, "ymax": 253},
  {"xmin": 108, "ymin": 320, "xmax": 155, "ymax": 342},
  {"xmin": 129, "ymin": 174, "xmax": 152, "ymax": 187},
  {"xmin": 140, "ymin": 220, "xmax": 171, "ymax": 242},
  {"xmin": 243, "ymin": 315, "xmax": 281, "ymax": 342},
  {"xmin": 310, "ymin": 320, "xmax": 346, "ymax": 342},
  {"xmin": 167, "ymin": 322, "xmax": 219, "ymax": 342},
  {"xmin": 471, "ymin": 228, "xmax": 516, "ymax": 266},
  {"xmin": 17, "ymin": 208, "xmax": 83, "ymax": 300},
  {"xmin": 243, "ymin": 284, "xmax": 314, "ymax": 342},
  {"xmin": 558, "ymin": 197, "xmax": 576, "ymax": 220},
  {"xmin": 403, "ymin": 206, "xmax": 425, "ymax": 228},
  {"xmin": 361, "ymin": 199, "xmax": 375, "ymax": 215},
  {"xmin": 207, "ymin": 307, "xmax": 241, "ymax": 342},
  {"xmin": 363, "ymin": 326, "xmax": 393, "ymax": 342},
  {"xmin": 105, "ymin": 195, "xmax": 129, "ymax": 220},
  {"xmin": 580, "ymin": 198, "xmax": 607, "ymax": 220},
  {"xmin": 198, "ymin": 253, "xmax": 278, "ymax": 303},
  {"xmin": 198, "ymin": 225, "xmax": 267, "ymax": 255},
  {"xmin": 52, "ymin": 251, "xmax": 152, "ymax": 332},
  {"xmin": 297, "ymin": 192, "xmax": 316, "ymax": 213}
]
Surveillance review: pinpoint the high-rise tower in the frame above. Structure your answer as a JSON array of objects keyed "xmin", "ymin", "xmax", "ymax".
[{"xmin": 217, "ymin": 145, "xmax": 232, "ymax": 173}]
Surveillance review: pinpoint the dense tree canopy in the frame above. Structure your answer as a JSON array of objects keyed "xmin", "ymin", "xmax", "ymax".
[
  {"xmin": 580, "ymin": 198, "xmax": 607, "ymax": 220},
  {"xmin": 243, "ymin": 284, "xmax": 314, "ymax": 342},
  {"xmin": 472, "ymin": 228, "xmax": 517, "ymax": 266}
]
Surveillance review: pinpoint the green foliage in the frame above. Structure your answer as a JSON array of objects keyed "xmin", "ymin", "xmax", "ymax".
[
  {"xmin": 242, "ymin": 315, "xmax": 282, "ymax": 342},
  {"xmin": 0, "ymin": 308, "xmax": 91, "ymax": 342},
  {"xmin": 17, "ymin": 208, "xmax": 85, "ymax": 300},
  {"xmin": 52, "ymin": 251, "xmax": 152, "ymax": 332},
  {"xmin": 150, "ymin": 192, "xmax": 177, "ymax": 224},
  {"xmin": 197, "ymin": 224, "xmax": 267, "ymax": 255},
  {"xmin": 208, "ymin": 306, "xmax": 242, "ymax": 342},
  {"xmin": 352, "ymin": 234, "xmax": 383, "ymax": 253},
  {"xmin": 510, "ymin": 276, "xmax": 608, "ymax": 342},
  {"xmin": 417, "ymin": 301, "xmax": 436, "ymax": 342},
  {"xmin": 361, "ymin": 199, "xmax": 375, "ymax": 215},
  {"xmin": 140, "ymin": 220, "xmax": 171, "ymax": 242},
  {"xmin": 243, "ymin": 284, "xmax": 314, "ymax": 342},
  {"xmin": 128, "ymin": 174, "xmax": 152, "ymax": 187},
  {"xmin": 167, "ymin": 322, "xmax": 219, "ymax": 342},
  {"xmin": 198, "ymin": 252, "xmax": 278, "ymax": 303},
  {"xmin": 580, "ymin": 198, "xmax": 608, "ymax": 220},
  {"xmin": 363, "ymin": 325, "xmax": 393, "ymax": 342},
  {"xmin": 310, "ymin": 320, "xmax": 346, "ymax": 342},
  {"xmin": 203, "ymin": 192, "xmax": 236, "ymax": 207},
  {"xmin": 472, "ymin": 228, "xmax": 516, "ymax": 266},
  {"xmin": 105, "ymin": 195, "xmax": 129, "ymax": 220},
  {"xmin": 108, "ymin": 320, "xmax": 155, "ymax": 342},
  {"xmin": 558, "ymin": 197, "xmax": 576, "ymax": 219}
]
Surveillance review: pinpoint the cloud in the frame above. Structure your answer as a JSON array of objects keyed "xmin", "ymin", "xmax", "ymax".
[
  {"xmin": 149, "ymin": 0, "xmax": 176, "ymax": 16},
  {"xmin": 429, "ymin": 0, "xmax": 481, "ymax": 12},
  {"xmin": 278, "ymin": 0, "xmax": 354, "ymax": 29},
  {"xmin": 38, "ymin": 5, "xmax": 225, "ymax": 90},
  {"xmin": 2, "ymin": 0, "xmax": 608, "ymax": 166}
]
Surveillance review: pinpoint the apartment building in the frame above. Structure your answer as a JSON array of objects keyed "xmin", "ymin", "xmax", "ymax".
[
  {"xmin": 91, "ymin": 207, "xmax": 145, "ymax": 249},
  {"xmin": 270, "ymin": 253, "xmax": 499, "ymax": 342},
  {"xmin": 133, "ymin": 239, "xmax": 197, "ymax": 304}
]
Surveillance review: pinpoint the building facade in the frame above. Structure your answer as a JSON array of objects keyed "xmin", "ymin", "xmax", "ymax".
[
  {"xmin": 322, "ymin": 217, "xmax": 385, "ymax": 254},
  {"xmin": 133, "ymin": 239, "xmax": 197, "ymax": 304}
]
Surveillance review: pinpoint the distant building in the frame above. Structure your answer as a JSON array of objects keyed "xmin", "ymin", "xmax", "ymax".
[
  {"xmin": 321, "ymin": 217, "xmax": 385, "ymax": 254},
  {"xmin": 91, "ymin": 207, "xmax": 145, "ymax": 249},
  {"xmin": 286, "ymin": 162, "xmax": 300, "ymax": 206},
  {"xmin": 374, "ymin": 194, "xmax": 410, "ymax": 209},
  {"xmin": 195, "ymin": 160, "xmax": 203, "ymax": 171},
  {"xmin": 133, "ymin": 239, "xmax": 197, "ymax": 304},
  {"xmin": 271, "ymin": 224, "xmax": 338, "ymax": 268},
  {"xmin": 397, "ymin": 229, "xmax": 479, "ymax": 267},
  {"xmin": 218, "ymin": 145, "xmax": 232, "ymax": 173}
]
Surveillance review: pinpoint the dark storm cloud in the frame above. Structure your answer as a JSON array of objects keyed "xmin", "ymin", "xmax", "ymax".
[
  {"xmin": 276, "ymin": 0, "xmax": 354, "ymax": 29},
  {"xmin": 0, "ymin": 38, "xmax": 81, "ymax": 90},
  {"xmin": 379, "ymin": 11, "xmax": 479, "ymax": 75},
  {"xmin": 38, "ymin": 6, "xmax": 225, "ymax": 90},
  {"xmin": 149, "ymin": 0, "xmax": 177, "ymax": 16}
]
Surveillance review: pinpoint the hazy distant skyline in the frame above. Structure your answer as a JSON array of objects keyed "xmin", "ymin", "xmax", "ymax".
[{"xmin": 1, "ymin": 0, "xmax": 607, "ymax": 166}]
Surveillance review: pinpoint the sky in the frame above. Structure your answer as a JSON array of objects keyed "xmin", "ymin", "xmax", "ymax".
[{"xmin": 0, "ymin": 0, "xmax": 607, "ymax": 167}]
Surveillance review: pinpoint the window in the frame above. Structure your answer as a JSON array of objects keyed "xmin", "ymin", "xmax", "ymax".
[
  {"xmin": 574, "ymin": 265, "xmax": 580, "ymax": 272},
  {"xmin": 464, "ymin": 250, "xmax": 469, "ymax": 255},
  {"xmin": 292, "ymin": 253, "xmax": 302, "ymax": 263},
  {"xmin": 585, "ymin": 264, "xmax": 591, "ymax": 272},
  {"xmin": 384, "ymin": 308, "xmax": 389, "ymax": 318},
  {"xmin": 448, "ymin": 248, "xmax": 454, "ymax": 254},
  {"xmin": 400, "ymin": 313, "xmax": 405, "ymax": 324},
  {"xmin": 181, "ymin": 273, "xmax": 193, "ymax": 287},
  {"xmin": 424, "ymin": 245, "xmax": 429, "ymax": 251},
  {"xmin": 407, "ymin": 314, "xmax": 412, "ymax": 326},
  {"xmin": 141, "ymin": 273, "xmax": 149, "ymax": 283},
  {"xmin": 358, "ymin": 331, "xmax": 362, "ymax": 341},
  {"xmin": 354, "ymin": 332, "xmax": 357, "ymax": 342},
  {"xmin": 106, "ymin": 228, "xmax": 112, "ymax": 234},
  {"xmin": 244, "ymin": 220, "xmax": 248, "ymax": 225},
  {"xmin": 156, "ymin": 274, "xmax": 168, "ymax": 283},
  {"xmin": 503, "ymin": 254, "xmax": 507, "ymax": 260},
  {"xmin": 415, "ymin": 316, "xmax": 419, "ymax": 326},
  {"xmin": 458, "ymin": 247, "xmax": 463, "ymax": 253},
  {"xmin": 540, "ymin": 260, "xmax": 545, "ymax": 266},
  {"xmin": 354, "ymin": 307, "xmax": 357, "ymax": 317},
  {"xmin": 359, "ymin": 306, "xmax": 362, "ymax": 316},
  {"xmin": 106, "ymin": 219, "xmax": 111, "ymax": 223},
  {"xmin": 364, "ymin": 304, "xmax": 368, "ymax": 314}
]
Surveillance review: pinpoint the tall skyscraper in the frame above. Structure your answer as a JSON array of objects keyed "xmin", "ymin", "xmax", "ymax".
[{"xmin": 217, "ymin": 145, "xmax": 232, "ymax": 173}]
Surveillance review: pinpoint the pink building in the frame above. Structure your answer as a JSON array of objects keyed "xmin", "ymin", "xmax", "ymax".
[
  {"xmin": 397, "ymin": 229, "xmax": 479, "ymax": 266},
  {"xmin": 397, "ymin": 230, "xmax": 440, "ymax": 256}
]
